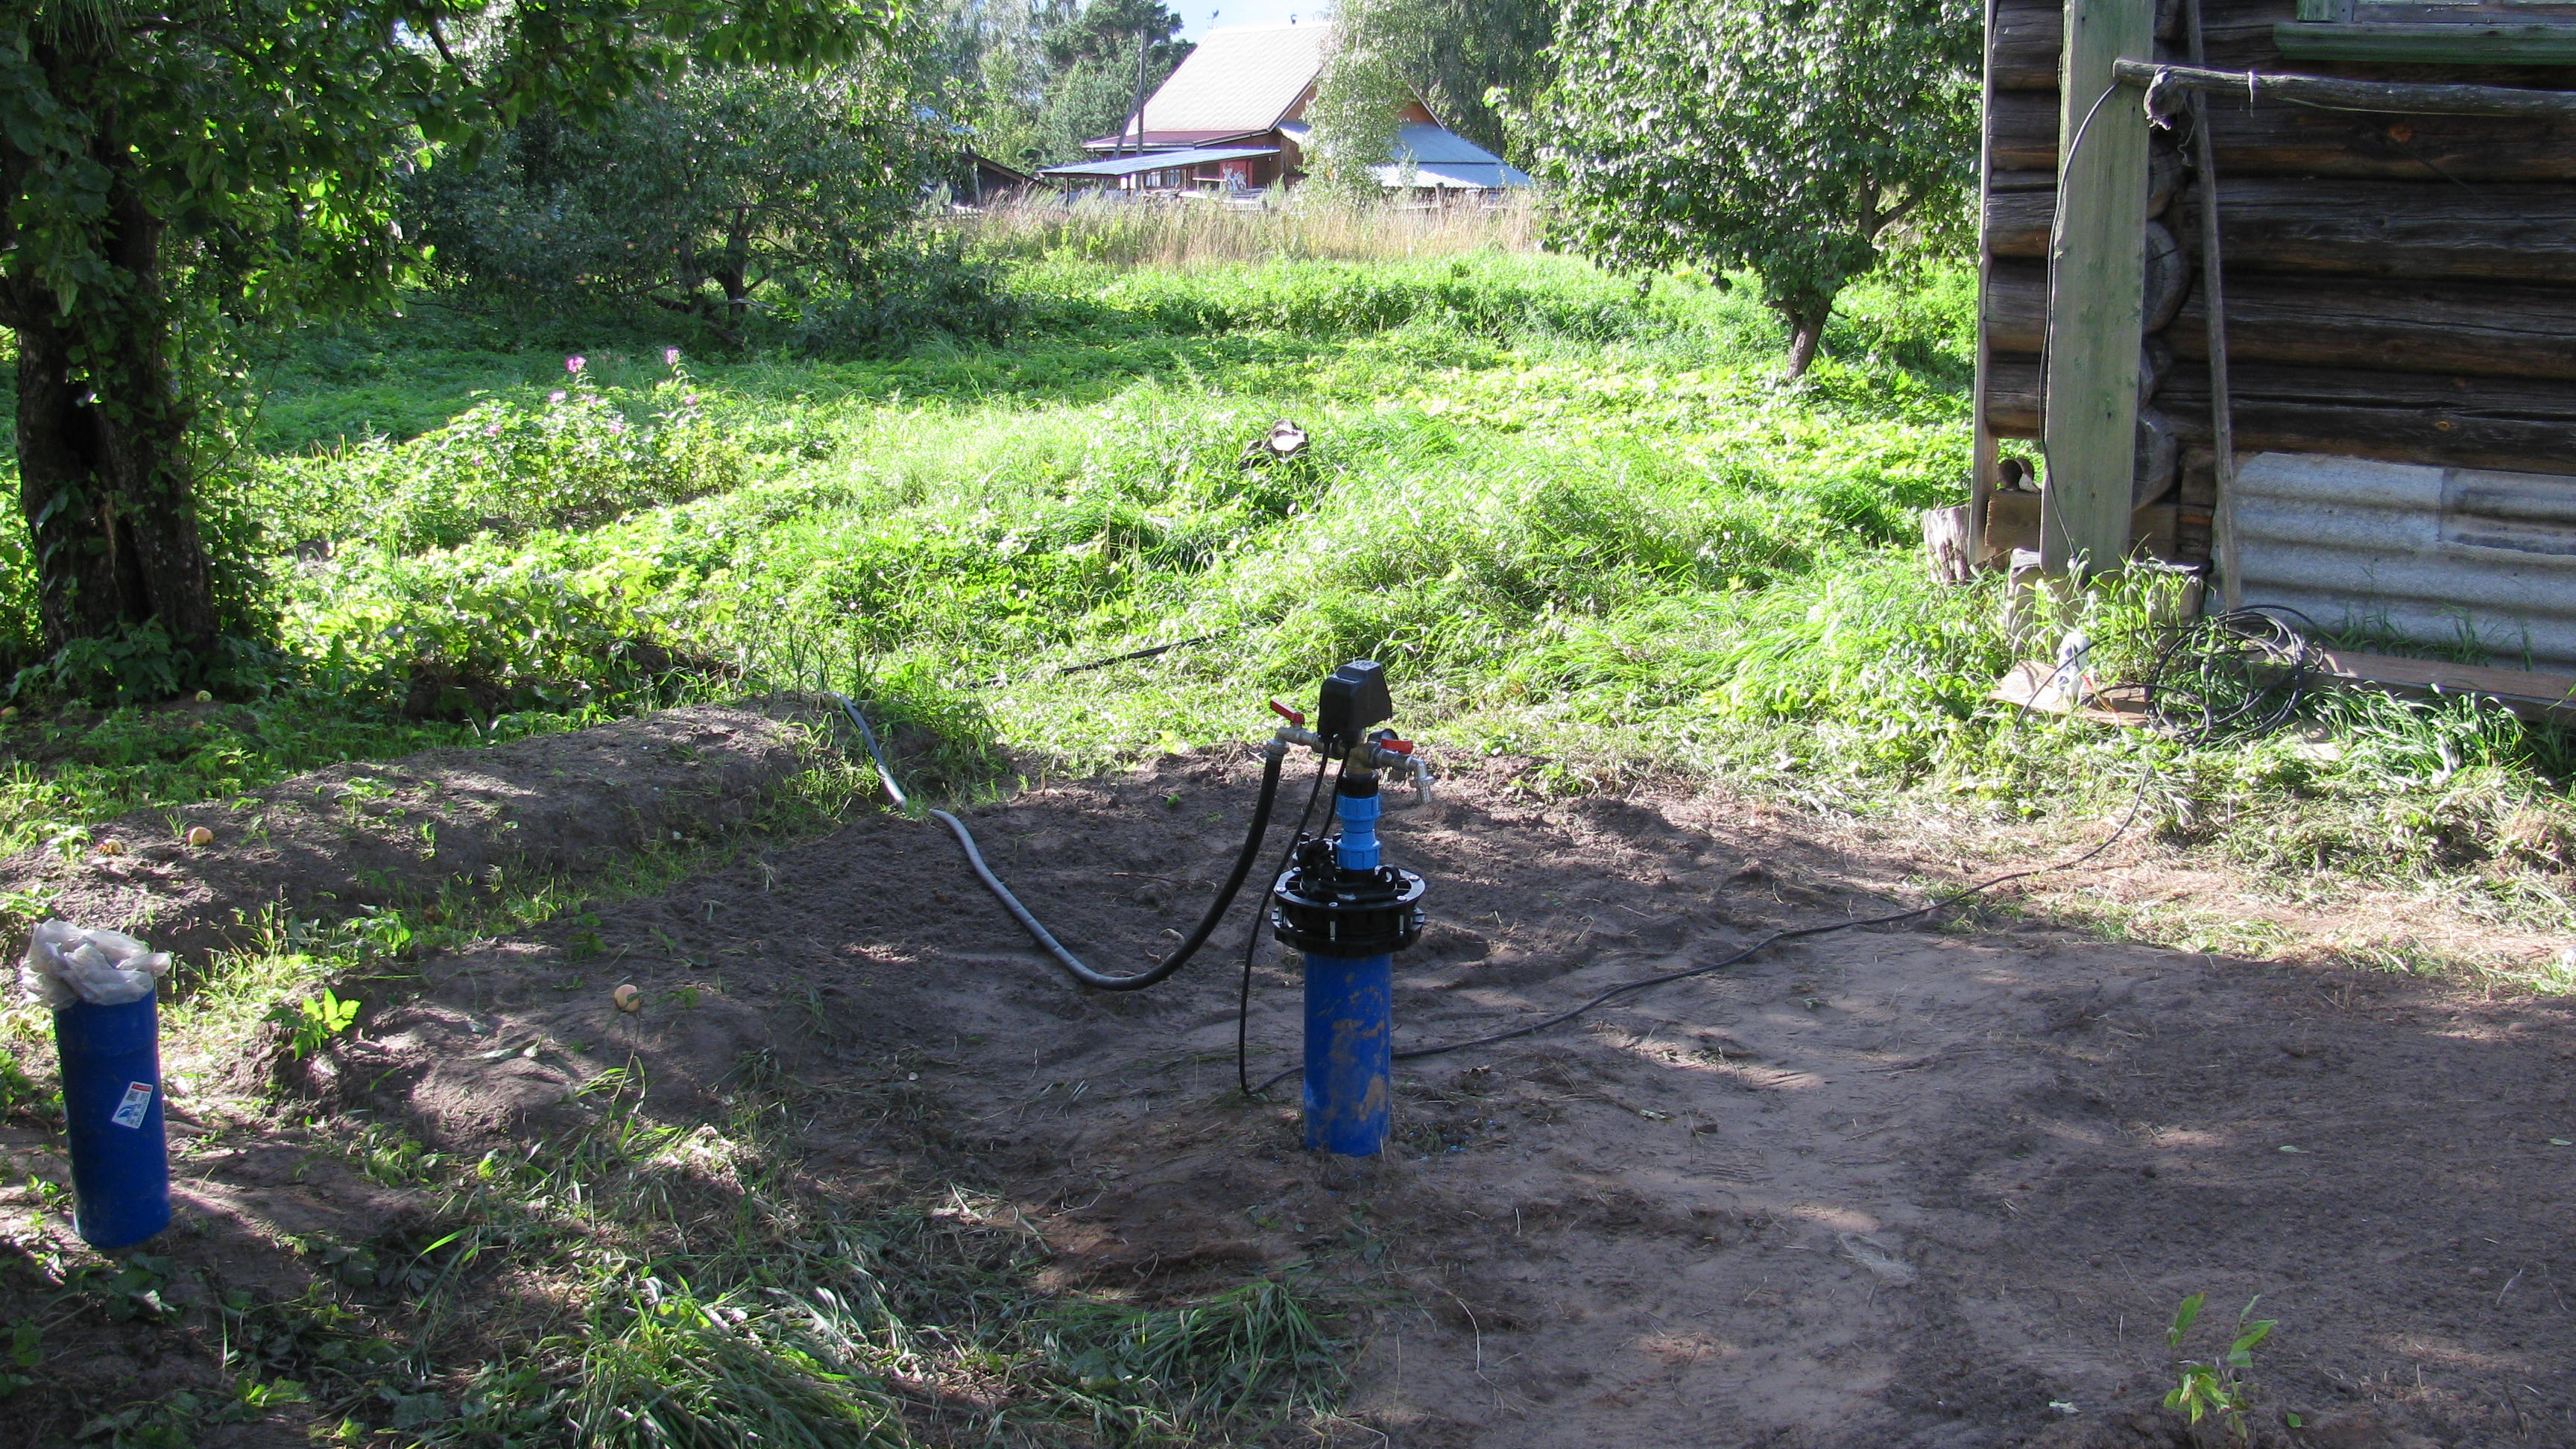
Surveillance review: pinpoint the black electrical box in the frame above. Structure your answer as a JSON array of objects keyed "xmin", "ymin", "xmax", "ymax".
[{"xmin": 1316, "ymin": 660, "xmax": 1392, "ymax": 747}]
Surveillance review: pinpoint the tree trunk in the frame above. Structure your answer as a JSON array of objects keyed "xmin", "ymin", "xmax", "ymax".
[
  {"xmin": 2, "ymin": 145, "xmax": 220, "ymax": 664},
  {"xmin": 1782, "ymin": 310, "xmax": 1827, "ymax": 379},
  {"xmin": 716, "ymin": 208, "xmax": 754, "ymax": 321}
]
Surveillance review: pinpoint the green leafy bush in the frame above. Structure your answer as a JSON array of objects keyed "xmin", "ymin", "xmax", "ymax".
[
  {"xmin": 260, "ymin": 357, "xmax": 745, "ymax": 552},
  {"xmin": 786, "ymin": 244, "xmax": 1024, "ymax": 359}
]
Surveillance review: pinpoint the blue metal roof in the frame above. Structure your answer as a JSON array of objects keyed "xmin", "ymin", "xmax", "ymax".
[{"xmin": 1041, "ymin": 147, "xmax": 1278, "ymax": 179}]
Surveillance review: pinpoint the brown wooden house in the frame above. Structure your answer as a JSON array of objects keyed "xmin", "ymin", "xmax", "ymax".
[
  {"xmin": 1040, "ymin": 22, "xmax": 1528, "ymax": 198},
  {"xmin": 1977, "ymin": 0, "xmax": 2576, "ymax": 681}
]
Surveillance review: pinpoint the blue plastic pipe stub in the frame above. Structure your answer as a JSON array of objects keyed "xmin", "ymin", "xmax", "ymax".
[
  {"xmin": 1335, "ymin": 789, "xmax": 1383, "ymax": 871},
  {"xmin": 1302, "ymin": 951, "xmax": 1392, "ymax": 1155},
  {"xmin": 54, "ymin": 993, "xmax": 171, "ymax": 1250}
]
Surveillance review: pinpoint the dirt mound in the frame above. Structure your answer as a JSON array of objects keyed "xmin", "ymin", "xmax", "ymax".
[{"xmin": 0, "ymin": 700, "xmax": 818, "ymax": 965}]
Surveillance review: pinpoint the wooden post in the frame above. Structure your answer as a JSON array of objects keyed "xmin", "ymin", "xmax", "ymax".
[
  {"xmin": 1971, "ymin": 0, "xmax": 2002, "ymax": 566},
  {"xmin": 2041, "ymin": 0, "xmax": 2153, "ymax": 576},
  {"xmin": 2180, "ymin": 0, "xmax": 2242, "ymax": 611}
]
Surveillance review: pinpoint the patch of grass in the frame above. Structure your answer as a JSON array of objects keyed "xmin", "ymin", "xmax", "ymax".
[{"xmin": 2, "ymin": 250, "xmax": 2521, "ymax": 947}]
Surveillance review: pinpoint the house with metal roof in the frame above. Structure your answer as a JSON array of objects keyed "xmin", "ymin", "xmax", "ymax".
[{"xmin": 1039, "ymin": 22, "xmax": 1530, "ymax": 200}]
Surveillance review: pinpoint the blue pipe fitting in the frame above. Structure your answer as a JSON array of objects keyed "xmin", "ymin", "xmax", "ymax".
[
  {"xmin": 1272, "ymin": 774, "xmax": 1424, "ymax": 1158},
  {"xmin": 1333, "ymin": 789, "xmax": 1382, "ymax": 871},
  {"xmin": 54, "ymin": 993, "xmax": 171, "ymax": 1249}
]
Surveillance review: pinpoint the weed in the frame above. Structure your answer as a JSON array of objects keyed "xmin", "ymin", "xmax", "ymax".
[
  {"xmin": 0, "ymin": 1057, "xmax": 57, "ymax": 1126},
  {"xmin": 1, "ymin": 1316, "xmax": 39, "ymax": 1397},
  {"xmin": 2164, "ymin": 1292, "xmax": 2276, "ymax": 1443},
  {"xmin": 268, "ymin": 988, "xmax": 361, "ymax": 1060}
]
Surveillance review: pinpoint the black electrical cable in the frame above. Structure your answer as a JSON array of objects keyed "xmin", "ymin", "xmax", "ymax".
[
  {"xmin": 1248, "ymin": 751, "xmax": 2166, "ymax": 1095},
  {"xmin": 1244, "ymin": 613, "xmax": 2334, "ymax": 1090},
  {"xmin": 1055, "ymin": 631, "xmax": 1229, "ymax": 677},
  {"xmin": 1237, "ymin": 754, "xmax": 1337, "ymax": 1096},
  {"xmin": 827, "ymin": 691, "xmax": 1287, "ymax": 993},
  {"xmin": 2141, "ymin": 606, "xmax": 2326, "ymax": 745}
]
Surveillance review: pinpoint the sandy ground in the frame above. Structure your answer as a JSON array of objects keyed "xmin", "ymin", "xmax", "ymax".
[{"xmin": 11, "ymin": 731, "xmax": 2575, "ymax": 1447}]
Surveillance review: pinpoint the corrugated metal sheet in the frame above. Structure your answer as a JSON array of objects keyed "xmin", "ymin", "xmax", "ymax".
[
  {"xmin": 1137, "ymin": 24, "xmax": 1330, "ymax": 136},
  {"xmin": 2234, "ymin": 452, "xmax": 2576, "ymax": 670},
  {"xmin": 1372, "ymin": 124, "xmax": 1532, "ymax": 190},
  {"xmin": 1042, "ymin": 147, "xmax": 1277, "ymax": 179}
]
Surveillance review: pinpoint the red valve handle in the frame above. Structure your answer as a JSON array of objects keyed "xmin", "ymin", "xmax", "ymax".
[
  {"xmin": 1379, "ymin": 737, "xmax": 1415, "ymax": 754},
  {"xmin": 1269, "ymin": 700, "xmax": 1307, "ymax": 727}
]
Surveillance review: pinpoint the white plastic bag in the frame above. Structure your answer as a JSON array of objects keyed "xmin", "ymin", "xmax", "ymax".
[{"xmin": 19, "ymin": 920, "xmax": 171, "ymax": 1008}]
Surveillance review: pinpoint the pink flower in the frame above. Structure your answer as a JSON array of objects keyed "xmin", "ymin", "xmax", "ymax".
[
  {"xmin": 607, "ymin": 417, "xmax": 626, "ymax": 435},
  {"xmin": 664, "ymin": 347, "xmax": 681, "ymax": 367},
  {"xmin": 684, "ymin": 393, "xmax": 699, "ymax": 405},
  {"xmin": 566, "ymin": 355, "xmax": 586, "ymax": 373},
  {"xmin": 484, "ymin": 422, "xmax": 502, "ymax": 437},
  {"xmin": 548, "ymin": 390, "xmax": 567, "ymax": 405}
]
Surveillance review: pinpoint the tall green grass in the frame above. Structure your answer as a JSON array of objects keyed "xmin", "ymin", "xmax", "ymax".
[{"xmin": 6, "ymin": 248, "xmax": 2575, "ymax": 934}]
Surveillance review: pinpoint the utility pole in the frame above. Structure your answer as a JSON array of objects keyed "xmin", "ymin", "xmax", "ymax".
[{"xmin": 1125, "ymin": 23, "xmax": 1151, "ymax": 158}]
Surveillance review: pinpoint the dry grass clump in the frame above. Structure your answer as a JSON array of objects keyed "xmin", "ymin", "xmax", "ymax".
[{"xmin": 947, "ymin": 190, "xmax": 1541, "ymax": 269}]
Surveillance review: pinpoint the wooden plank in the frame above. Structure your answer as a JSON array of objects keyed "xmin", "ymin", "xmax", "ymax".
[
  {"xmin": 2317, "ymin": 648, "xmax": 2576, "ymax": 721},
  {"xmin": 1989, "ymin": 83, "xmax": 2576, "ymax": 176},
  {"xmin": 2274, "ymin": 22, "xmax": 2576, "ymax": 63},
  {"xmin": 2165, "ymin": 274, "xmax": 2576, "ymax": 379},
  {"xmin": 2174, "ymin": 179, "xmax": 2576, "ymax": 283},
  {"xmin": 1973, "ymin": 0, "xmax": 2004, "ymax": 570},
  {"xmin": 2042, "ymin": 48, "xmax": 2168, "ymax": 523},
  {"xmin": 2040, "ymin": 0, "xmax": 2164, "ymax": 575}
]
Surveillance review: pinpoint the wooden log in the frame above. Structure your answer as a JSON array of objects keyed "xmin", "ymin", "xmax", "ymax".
[
  {"xmin": 2154, "ymin": 360, "xmax": 2576, "ymax": 477},
  {"xmin": 2166, "ymin": 274, "xmax": 2576, "ymax": 381},
  {"xmin": 1993, "ymin": 0, "xmax": 2065, "ymax": 91},
  {"xmin": 1995, "ymin": 0, "xmax": 2188, "ymax": 89},
  {"xmin": 2274, "ymin": 22, "xmax": 2576, "ymax": 66},
  {"xmin": 1989, "ymin": 83, "xmax": 2576, "ymax": 179},
  {"xmin": 2195, "ymin": 0, "xmax": 2576, "ymax": 81},
  {"xmin": 2174, "ymin": 179, "xmax": 2576, "ymax": 284},
  {"xmin": 1983, "ymin": 153, "xmax": 2184, "ymax": 256},
  {"xmin": 2115, "ymin": 57, "xmax": 2576, "ymax": 119},
  {"xmin": 1986, "ymin": 351, "xmax": 2045, "ymax": 437},
  {"xmin": 1985, "ymin": 262, "xmax": 2048, "ymax": 356},
  {"xmin": 1983, "ymin": 244, "xmax": 2191, "ymax": 356},
  {"xmin": 2141, "ymin": 221, "xmax": 2187, "ymax": 332},
  {"xmin": 1983, "ymin": 343, "xmax": 2181, "ymax": 432}
]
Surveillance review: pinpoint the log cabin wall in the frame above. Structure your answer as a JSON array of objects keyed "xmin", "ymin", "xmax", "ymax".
[{"xmin": 1974, "ymin": 0, "xmax": 2576, "ymax": 640}]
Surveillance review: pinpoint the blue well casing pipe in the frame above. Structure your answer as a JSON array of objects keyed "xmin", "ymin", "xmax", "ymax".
[
  {"xmin": 54, "ymin": 994, "xmax": 171, "ymax": 1249},
  {"xmin": 1304, "ymin": 786, "xmax": 1392, "ymax": 1156}
]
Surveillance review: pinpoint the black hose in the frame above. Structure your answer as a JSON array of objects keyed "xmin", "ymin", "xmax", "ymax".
[
  {"xmin": 929, "ymin": 751, "xmax": 1282, "ymax": 991},
  {"xmin": 1238, "ymin": 754, "xmax": 1336, "ymax": 1095},
  {"xmin": 825, "ymin": 691, "xmax": 1286, "ymax": 993}
]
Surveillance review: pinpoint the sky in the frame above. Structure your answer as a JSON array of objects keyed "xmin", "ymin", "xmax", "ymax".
[{"xmin": 1178, "ymin": 1, "xmax": 1321, "ymax": 41}]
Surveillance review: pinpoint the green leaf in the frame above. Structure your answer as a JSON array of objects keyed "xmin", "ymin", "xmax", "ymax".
[{"xmin": 2167, "ymin": 1292, "xmax": 2205, "ymax": 1349}]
